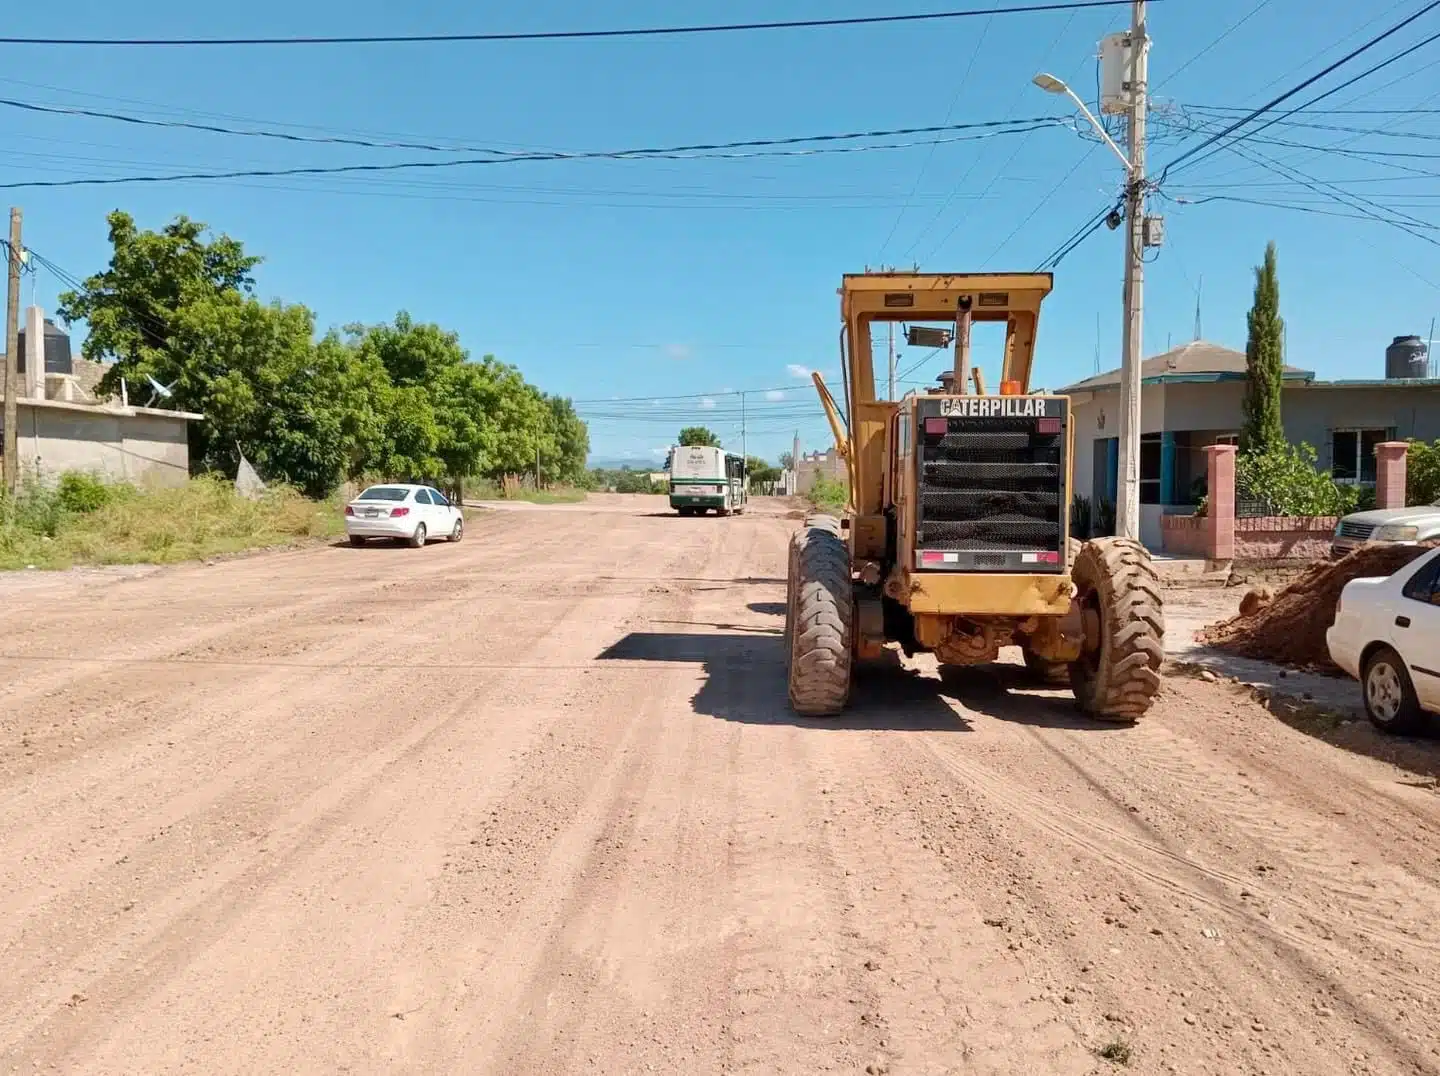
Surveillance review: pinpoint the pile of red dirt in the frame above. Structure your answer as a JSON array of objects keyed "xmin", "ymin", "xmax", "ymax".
[{"xmin": 1199, "ymin": 542, "xmax": 1438, "ymax": 673}]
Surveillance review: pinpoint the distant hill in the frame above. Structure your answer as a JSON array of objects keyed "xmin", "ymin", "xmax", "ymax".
[{"xmin": 587, "ymin": 456, "xmax": 664, "ymax": 472}]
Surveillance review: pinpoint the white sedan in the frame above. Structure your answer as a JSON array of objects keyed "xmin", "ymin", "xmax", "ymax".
[
  {"xmin": 344, "ymin": 484, "xmax": 464, "ymax": 548},
  {"xmin": 1326, "ymin": 545, "xmax": 1440, "ymax": 733}
]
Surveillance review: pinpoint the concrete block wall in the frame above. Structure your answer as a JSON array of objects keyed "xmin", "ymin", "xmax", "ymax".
[{"xmin": 1161, "ymin": 440, "xmax": 1411, "ymax": 561}]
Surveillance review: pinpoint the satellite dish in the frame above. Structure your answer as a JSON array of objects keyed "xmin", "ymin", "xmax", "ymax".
[{"xmin": 146, "ymin": 375, "xmax": 175, "ymax": 407}]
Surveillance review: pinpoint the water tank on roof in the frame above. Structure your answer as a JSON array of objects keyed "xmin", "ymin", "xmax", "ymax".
[
  {"xmin": 15, "ymin": 318, "xmax": 73, "ymax": 376},
  {"xmin": 1385, "ymin": 334, "xmax": 1428, "ymax": 379}
]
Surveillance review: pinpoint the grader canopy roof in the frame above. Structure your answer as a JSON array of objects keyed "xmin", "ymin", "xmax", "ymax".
[{"xmin": 840, "ymin": 272, "xmax": 1053, "ymax": 403}]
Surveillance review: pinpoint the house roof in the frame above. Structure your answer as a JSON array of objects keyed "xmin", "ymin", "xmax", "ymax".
[
  {"xmin": 1059, "ymin": 339, "xmax": 1314, "ymax": 392},
  {"xmin": 0, "ymin": 392, "xmax": 203, "ymax": 422}
]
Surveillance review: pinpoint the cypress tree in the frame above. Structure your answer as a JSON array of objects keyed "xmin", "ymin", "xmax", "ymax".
[{"xmin": 1240, "ymin": 241, "xmax": 1285, "ymax": 455}]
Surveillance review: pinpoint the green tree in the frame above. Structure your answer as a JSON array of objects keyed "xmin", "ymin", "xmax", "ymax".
[
  {"xmin": 166, "ymin": 293, "xmax": 379, "ymax": 497},
  {"xmin": 679, "ymin": 426, "xmax": 721, "ymax": 447},
  {"xmin": 778, "ymin": 451, "xmax": 795, "ymax": 471},
  {"xmin": 545, "ymin": 395, "xmax": 590, "ymax": 485},
  {"xmin": 57, "ymin": 211, "xmax": 261, "ymax": 402},
  {"xmin": 1241, "ymin": 241, "xmax": 1285, "ymax": 456},
  {"xmin": 746, "ymin": 456, "xmax": 780, "ymax": 488}
]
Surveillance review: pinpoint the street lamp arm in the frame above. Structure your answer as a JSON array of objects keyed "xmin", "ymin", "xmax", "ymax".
[
  {"xmin": 1032, "ymin": 72, "xmax": 1132, "ymax": 172},
  {"xmin": 1061, "ymin": 87, "xmax": 1132, "ymax": 171}
]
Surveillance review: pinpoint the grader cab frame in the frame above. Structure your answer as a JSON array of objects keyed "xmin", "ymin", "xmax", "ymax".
[{"xmin": 784, "ymin": 271, "xmax": 1164, "ymax": 721}]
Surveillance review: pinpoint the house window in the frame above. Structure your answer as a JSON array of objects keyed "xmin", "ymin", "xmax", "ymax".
[
  {"xmin": 1331, "ymin": 428, "xmax": 1394, "ymax": 484},
  {"xmin": 1140, "ymin": 433, "xmax": 1162, "ymax": 505}
]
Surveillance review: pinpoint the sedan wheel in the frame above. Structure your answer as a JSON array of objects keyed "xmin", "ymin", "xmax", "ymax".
[
  {"xmin": 408, "ymin": 523, "xmax": 427, "ymax": 549},
  {"xmin": 450, "ymin": 517, "xmax": 464, "ymax": 542},
  {"xmin": 1362, "ymin": 647, "xmax": 1425, "ymax": 734}
]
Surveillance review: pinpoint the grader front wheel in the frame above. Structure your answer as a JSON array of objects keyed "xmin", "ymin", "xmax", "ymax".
[
  {"xmin": 1069, "ymin": 537, "xmax": 1164, "ymax": 722},
  {"xmin": 1023, "ymin": 649, "xmax": 1072, "ymax": 685},
  {"xmin": 786, "ymin": 518, "xmax": 853, "ymax": 716}
]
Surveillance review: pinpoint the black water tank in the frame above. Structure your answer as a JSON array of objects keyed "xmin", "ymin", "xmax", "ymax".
[
  {"xmin": 1385, "ymin": 334, "xmax": 1428, "ymax": 379},
  {"xmin": 15, "ymin": 318, "xmax": 74, "ymax": 376}
]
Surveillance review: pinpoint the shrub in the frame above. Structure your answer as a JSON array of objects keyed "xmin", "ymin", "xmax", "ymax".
[
  {"xmin": 808, "ymin": 476, "xmax": 848, "ymax": 511},
  {"xmin": 1409, "ymin": 438, "xmax": 1440, "ymax": 505},
  {"xmin": 1235, "ymin": 443, "xmax": 1357, "ymax": 517},
  {"xmin": 56, "ymin": 471, "xmax": 126, "ymax": 514},
  {"xmin": 0, "ymin": 475, "xmax": 342, "ymax": 570}
]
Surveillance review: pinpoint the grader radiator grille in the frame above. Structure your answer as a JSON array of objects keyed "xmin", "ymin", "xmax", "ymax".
[{"xmin": 913, "ymin": 399, "xmax": 1068, "ymax": 573}]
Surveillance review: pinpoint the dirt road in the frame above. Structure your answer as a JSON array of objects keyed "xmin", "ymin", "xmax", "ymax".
[{"xmin": 3, "ymin": 495, "xmax": 1439, "ymax": 1074}]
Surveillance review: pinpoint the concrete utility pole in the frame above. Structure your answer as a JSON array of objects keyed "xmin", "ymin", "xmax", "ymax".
[
  {"xmin": 740, "ymin": 390, "xmax": 747, "ymax": 463},
  {"xmin": 3, "ymin": 208, "xmax": 21, "ymax": 497},
  {"xmin": 1116, "ymin": 0, "xmax": 1148, "ymax": 541}
]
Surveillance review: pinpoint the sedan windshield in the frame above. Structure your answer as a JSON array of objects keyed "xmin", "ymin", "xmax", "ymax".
[{"xmin": 357, "ymin": 487, "xmax": 410, "ymax": 502}]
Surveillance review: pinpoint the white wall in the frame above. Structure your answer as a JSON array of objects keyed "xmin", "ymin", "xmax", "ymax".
[
  {"xmin": 13, "ymin": 402, "xmax": 192, "ymax": 488},
  {"xmin": 1066, "ymin": 383, "xmax": 1166, "ymax": 501}
]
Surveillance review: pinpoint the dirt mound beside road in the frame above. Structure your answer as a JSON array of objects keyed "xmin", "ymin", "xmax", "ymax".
[{"xmin": 1200, "ymin": 542, "xmax": 1438, "ymax": 672}]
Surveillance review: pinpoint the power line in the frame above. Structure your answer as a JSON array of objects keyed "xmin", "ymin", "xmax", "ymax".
[
  {"xmin": 0, "ymin": 105, "xmax": 1061, "ymax": 160},
  {"xmin": 874, "ymin": 14, "xmax": 995, "ymax": 262},
  {"xmin": 0, "ymin": 2, "xmax": 1144, "ymax": 47},
  {"xmin": 1154, "ymin": 0, "xmax": 1277, "ymax": 90},
  {"xmin": 1033, "ymin": 202, "xmax": 1116, "ymax": 270},
  {"xmin": 1181, "ymin": 104, "xmax": 1440, "ymax": 116},
  {"xmin": 1180, "ymin": 140, "xmax": 1440, "ymax": 246},
  {"xmin": 1173, "ymin": 192, "xmax": 1440, "ymax": 224},
  {"xmin": 981, "ymin": 142, "xmax": 1099, "ymax": 267},
  {"xmin": 907, "ymin": 5, "xmax": 1089, "ymax": 263},
  {"xmin": 0, "ymin": 119, "xmax": 1070, "ymax": 191},
  {"xmin": 1157, "ymin": 0, "xmax": 1440, "ymax": 181},
  {"xmin": 1173, "ymin": 26, "xmax": 1440, "ymax": 178}
]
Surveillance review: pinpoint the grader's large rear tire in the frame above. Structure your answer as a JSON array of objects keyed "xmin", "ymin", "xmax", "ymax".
[
  {"xmin": 1069, "ymin": 536, "xmax": 1164, "ymax": 721},
  {"xmin": 787, "ymin": 517, "xmax": 853, "ymax": 716}
]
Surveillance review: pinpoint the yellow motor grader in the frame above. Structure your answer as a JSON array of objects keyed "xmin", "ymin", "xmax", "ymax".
[{"xmin": 785, "ymin": 271, "xmax": 1164, "ymax": 719}]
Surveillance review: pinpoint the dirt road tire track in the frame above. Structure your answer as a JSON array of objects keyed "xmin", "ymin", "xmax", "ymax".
[{"xmin": 2, "ymin": 494, "xmax": 1438, "ymax": 1074}]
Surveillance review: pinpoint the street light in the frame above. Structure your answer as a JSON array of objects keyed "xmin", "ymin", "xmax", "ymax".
[
  {"xmin": 1031, "ymin": 8, "xmax": 1149, "ymax": 545},
  {"xmin": 1031, "ymin": 72, "xmax": 1131, "ymax": 171}
]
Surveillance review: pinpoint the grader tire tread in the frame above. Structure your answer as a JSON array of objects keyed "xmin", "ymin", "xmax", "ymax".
[
  {"xmin": 1071, "ymin": 536, "xmax": 1164, "ymax": 722},
  {"xmin": 1023, "ymin": 649, "xmax": 1071, "ymax": 685},
  {"xmin": 788, "ymin": 518, "xmax": 853, "ymax": 716}
]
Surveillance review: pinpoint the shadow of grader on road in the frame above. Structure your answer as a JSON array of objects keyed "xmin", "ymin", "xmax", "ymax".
[
  {"xmin": 595, "ymin": 631, "xmax": 970, "ymax": 732},
  {"xmin": 597, "ymin": 631, "xmax": 1140, "ymax": 733}
]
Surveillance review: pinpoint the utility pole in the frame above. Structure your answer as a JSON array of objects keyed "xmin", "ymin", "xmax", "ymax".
[
  {"xmin": 535, "ymin": 442, "xmax": 541, "ymax": 491},
  {"xmin": 887, "ymin": 323, "xmax": 896, "ymax": 400},
  {"xmin": 3, "ymin": 208, "xmax": 21, "ymax": 497},
  {"xmin": 1116, "ymin": 0, "xmax": 1148, "ymax": 542},
  {"xmin": 740, "ymin": 390, "xmax": 747, "ymax": 463}
]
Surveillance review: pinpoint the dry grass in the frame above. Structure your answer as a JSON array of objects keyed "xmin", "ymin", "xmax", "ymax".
[{"xmin": 0, "ymin": 475, "xmax": 343, "ymax": 571}]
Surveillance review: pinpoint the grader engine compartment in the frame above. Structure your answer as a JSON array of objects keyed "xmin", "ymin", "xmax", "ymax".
[{"xmin": 911, "ymin": 394, "xmax": 1069, "ymax": 574}]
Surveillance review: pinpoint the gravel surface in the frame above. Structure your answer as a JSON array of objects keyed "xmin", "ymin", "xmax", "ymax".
[{"xmin": 2, "ymin": 495, "xmax": 1438, "ymax": 1074}]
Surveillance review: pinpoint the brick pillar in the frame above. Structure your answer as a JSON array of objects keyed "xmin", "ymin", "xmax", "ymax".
[
  {"xmin": 1375, "ymin": 441, "xmax": 1409, "ymax": 510},
  {"xmin": 1204, "ymin": 444, "xmax": 1237, "ymax": 562}
]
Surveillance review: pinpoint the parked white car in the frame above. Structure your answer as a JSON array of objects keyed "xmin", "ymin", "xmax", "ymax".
[
  {"xmin": 1326, "ymin": 545, "xmax": 1440, "ymax": 733},
  {"xmin": 344, "ymin": 484, "xmax": 464, "ymax": 548}
]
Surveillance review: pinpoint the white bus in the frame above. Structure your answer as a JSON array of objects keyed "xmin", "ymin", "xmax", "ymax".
[{"xmin": 667, "ymin": 445, "xmax": 747, "ymax": 516}]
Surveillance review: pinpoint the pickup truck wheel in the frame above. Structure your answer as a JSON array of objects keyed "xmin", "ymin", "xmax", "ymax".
[{"xmin": 1362, "ymin": 647, "xmax": 1426, "ymax": 734}]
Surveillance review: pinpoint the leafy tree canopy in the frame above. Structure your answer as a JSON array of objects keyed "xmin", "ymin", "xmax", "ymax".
[
  {"xmin": 679, "ymin": 426, "xmax": 721, "ymax": 447},
  {"xmin": 57, "ymin": 212, "xmax": 588, "ymax": 498}
]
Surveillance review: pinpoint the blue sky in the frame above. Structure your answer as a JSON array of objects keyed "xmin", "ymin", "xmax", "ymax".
[{"xmin": 4, "ymin": 0, "xmax": 1439, "ymax": 464}]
